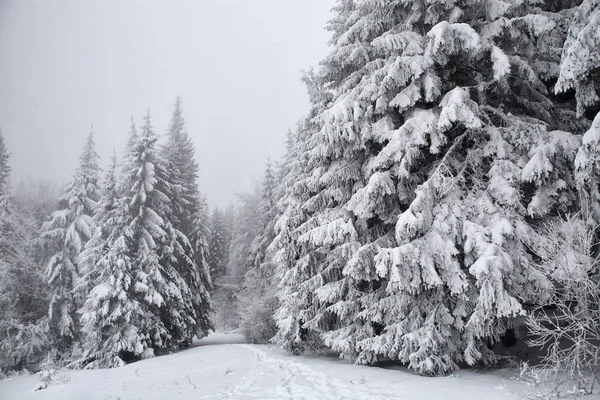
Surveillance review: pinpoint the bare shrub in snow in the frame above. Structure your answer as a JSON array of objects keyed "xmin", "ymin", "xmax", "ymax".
[{"xmin": 522, "ymin": 215, "xmax": 600, "ymax": 397}]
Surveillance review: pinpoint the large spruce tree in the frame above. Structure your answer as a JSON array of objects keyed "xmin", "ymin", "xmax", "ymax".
[
  {"xmin": 80, "ymin": 112, "xmax": 209, "ymax": 367},
  {"xmin": 207, "ymin": 208, "xmax": 228, "ymax": 282},
  {"xmin": 161, "ymin": 97, "xmax": 213, "ymax": 337},
  {"xmin": 0, "ymin": 130, "xmax": 49, "ymax": 370},
  {"xmin": 273, "ymin": 0, "xmax": 592, "ymax": 375},
  {"xmin": 567, "ymin": 0, "xmax": 600, "ymax": 228},
  {"xmin": 42, "ymin": 130, "xmax": 100, "ymax": 350},
  {"xmin": 238, "ymin": 160, "xmax": 281, "ymax": 342}
]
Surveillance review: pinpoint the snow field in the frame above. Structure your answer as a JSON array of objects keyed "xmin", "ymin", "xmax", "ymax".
[{"xmin": 0, "ymin": 333, "xmax": 529, "ymax": 400}]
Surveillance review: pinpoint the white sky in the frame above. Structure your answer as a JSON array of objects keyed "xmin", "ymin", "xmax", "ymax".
[{"xmin": 0, "ymin": 0, "xmax": 335, "ymax": 207}]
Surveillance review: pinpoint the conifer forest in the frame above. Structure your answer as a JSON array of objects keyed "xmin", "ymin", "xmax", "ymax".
[{"xmin": 1, "ymin": 0, "xmax": 600, "ymax": 399}]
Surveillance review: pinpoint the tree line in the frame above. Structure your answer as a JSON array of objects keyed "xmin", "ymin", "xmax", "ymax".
[{"xmin": 0, "ymin": 98, "xmax": 213, "ymax": 368}]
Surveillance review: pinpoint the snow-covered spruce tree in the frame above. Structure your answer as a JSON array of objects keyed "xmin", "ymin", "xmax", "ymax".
[
  {"xmin": 133, "ymin": 112, "xmax": 202, "ymax": 346},
  {"xmin": 276, "ymin": 129, "xmax": 296, "ymax": 188},
  {"xmin": 207, "ymin": 208, "xmax": 228, "ymax": 283},
  {"xmin": 0, "ymin": 129, "xmax": 10, "ymax": 210},
  {"xmin": 78, "ymin": 151, "xmax": 142, "ymax": 368},
  {"xmin": 187, "ymin": 194, "xmax": 214, "ymax": 333},
  {"xmin": 42, "ymin": 129, "xmax": 100, "ymax": 351},
  {"xmin": 516, "ymin": 2, "xmax": 600, "ymax": 393},
  {"xmin": 0, "ymin": 128, "xmax": 17, "ymax": 259},
  {"xmin": 0, "ymin": 130, "xmax": 50, "ymax": 370},
  {"xmin": 223, "ymin": 204, "xmax": 236, "ymax": 261},
  {"xmin": 565, "ymin": 0, "xmax": 600, "ymax": 230},
  {"xmin": 272, "ymin": 0, "xmax": 591, "ymax": 375},
  {"xmin": 272, "ymin": 83, "xmax": 331, "ymax": 355},
  {"xmin": 79, "ymin": 112, "xmax": 202, "ymax": 367},
  {"xmin": 77, "ymin": 151, "xmax": 119, "ymax": 304},
  {"xmin": 228, "ymin": 189, "xmax": 263, "ymax": 286},
  {"xmin": 161, "ymin": 96, "xmax": 213, "ymax": 337},
  {"xmin": 247, "ymin": 160, "xmax": 278, "ymax": 275},
  {"xmin": 555, "ymin": 0, "xmax": 600, "ymax": 120},
  {"xmin": 238, "ymin": 161, "xmax": 280, "ymax": 343},
  {"xmin": 162, "ymin": 96, "xmax": 197, "ymax": 234}
]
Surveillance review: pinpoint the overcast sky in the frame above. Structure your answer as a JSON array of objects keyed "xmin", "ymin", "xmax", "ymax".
[{"xmin": 0, "ymin": 0, "xmax": 335, "ymax": 207}]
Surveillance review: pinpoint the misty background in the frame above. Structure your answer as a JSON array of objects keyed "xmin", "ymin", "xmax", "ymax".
[{"xmin": 0, "ymin": 0, "xmax": 334, "ymax": 206}]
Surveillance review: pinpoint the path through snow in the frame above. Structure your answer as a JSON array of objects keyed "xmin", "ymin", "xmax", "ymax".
[
  {"xmin": 0, "ymin": 332, "xmax": 529, "ymax": 400},
  {"xmin": 204, "ymin": 344, "xmax": 394, "ymax": 400}
]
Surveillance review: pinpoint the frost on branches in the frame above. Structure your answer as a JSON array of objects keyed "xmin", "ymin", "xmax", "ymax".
[{"xmin": 272, "ymin": 0, "xmax": 592, "ymax": 376}]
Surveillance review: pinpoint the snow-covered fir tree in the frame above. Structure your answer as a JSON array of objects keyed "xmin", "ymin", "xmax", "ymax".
[
  {"xmin": 207, "ymin": 208, "xmax": 228, "ymax": 283},
  {"xmin": 79, "ymin": 112, "xmax": 209, "ymax": 367},
  {"xmin": 272, "ymin": 0, "xmax": 592, "ymax": 375},
  {"xmin": 126, "ymin": 116, "xmax": 138, "ymax": 152},
  {"xmin": 223, "ymin": 204, "xmax": 236, "ymax": 259},
  {"xmin": 0, "ymin": 129, "xmax": 10, "ymax": 210},
  {"xmin": 162, "ymin": 97, "xmax": 197, "ymax": 235},
  {"xmin": 565, "ymin": 0, "xmax": 600, "ymax": 231},
  {"xmin": 78, "ymin": 151, "xmax": 119, "ymax": 302},
  {"xmin": 78, "ymin": 149, "xmax": 143, "ymax": 367},
  {"xmin": 42, "ymin": 129, "xmax": 100, "ymax": 350},
  {"xmin": 555, "ymin": 0, "xmax": 600, "ymax": 119},
  {"xmin": 238, "ymin": 160, "xmax": 281, "ymax": 342},
  {"xmin": 0, "ymin": 129, "xmax": 17, "ymax": 259},
  {"xmin": 227, "ymin": 191, "xmax": 262, "ymax": 283},
  {"xmin": 0, "ymin": 130, "xmax": 50, "ymax": 370},
  {"xmin": 188, "ymin": 194, "xmax": 214, "ymax": 332},
  {"xmin": 161, "ymin": 96, "xmax": 213, "ymax": 335}
]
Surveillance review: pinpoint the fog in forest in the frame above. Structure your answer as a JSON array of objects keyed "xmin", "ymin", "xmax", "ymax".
[{"xmin": 0, "ymin": 0, "xmax": 334, "ymax": 206}]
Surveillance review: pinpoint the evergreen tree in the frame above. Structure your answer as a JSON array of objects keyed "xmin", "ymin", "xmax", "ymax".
[
  {"xmin": 223, "ymin": 204, "xmax": 236, "ymax": 263},
  {"xmin": 188, "ymin": 194, "xmax": 214, "ymax": 334},
  {"xmin": 228, "ymin": 189, "xmax": 262, "ymax": 284},
  {"xmin": 161, "ymin": 96, "xmax": 213, "ymax": 336},
  {"xmin": 275, "ymin": 129, "xmax": 296, "ymax": 194},
  {"xmin": 207, "ymin": 208, "xmax": 227, "ymax": 282},
  {"xmin": 162, "ymin": 96, "xmax": 198, "ymax": 235},
  {"xmin": 0, "ymin": 130, "xmax": 50, "ymax": 370},
  {"xmin": 78, "ymin": 149, "xmax": 142, "ymax": 367},
  {"xmin": 239, "ymin": 161, "xmax": 281, "ymax": 342},
  {"xmin": 126, "ymin": 116, "xmax": 138, "ymax": 152},
  {"xmin": 566, "ymin": 0, "xmax": 600, "ymax": 233},
  {"xmin": 42, "ymin": 129, "xmax": 100, "ymax": 350},
  {"xmin": 250, "ymin": 160, "xmax": 278, "ymax": 272},
  {"xmin": 130, "ymin": 111, "xmax": 198, "ymax": 345},
  {"xmin": 273, "ymin": 0, "xmax": 590, "ymax": 375},
  {"xmin": 0, "ymin": 129, "xmax": 10, "ymax": 210},
  {"xmin": 78, "ymin": 151, "xmax": 119, "ymax": 301},
  {"xmin": 0, "ymin": 129, "xmax": 17, "ymax": 258},
  {"xmin": 555, "ymin": 0, "xmax": 600, "ymax": 119},
  {"xmin": 80, "ymin": 112, "xmax": 204, "ymax": 367}
]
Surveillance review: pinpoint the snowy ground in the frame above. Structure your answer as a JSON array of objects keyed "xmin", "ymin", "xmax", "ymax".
[{"xmin": 0, "ymin": 332, "xmax": 535, "ymax": 400}]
